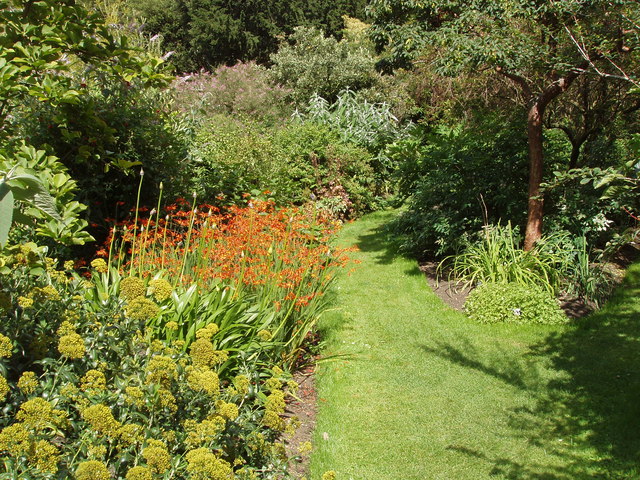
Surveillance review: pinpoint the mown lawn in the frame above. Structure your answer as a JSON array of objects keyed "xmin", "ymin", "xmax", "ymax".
[{"xmin": 310, "ymin": 209, "xmax": 640, "ymax": 479}]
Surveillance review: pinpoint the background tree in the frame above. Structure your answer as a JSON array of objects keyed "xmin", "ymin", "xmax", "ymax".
[
  {"xmin": 133, "ymin": 0, "xmax": 368, "ymax": 72},
  {"xmin": 367, "ymin": 0, "xmax": 640, "ymax": 249}
]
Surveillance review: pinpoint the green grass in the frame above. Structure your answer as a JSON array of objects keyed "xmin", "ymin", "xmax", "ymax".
[{"xmin": 309, "ymin": 209, "xmax": 640, "ymax": 479}]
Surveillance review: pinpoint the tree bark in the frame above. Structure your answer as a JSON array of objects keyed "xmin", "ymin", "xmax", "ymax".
[
  {"xmin": 524, "ymin": 102, "xmax": 546, "ymax": 251},
  {"xmin": 521, "ymin": 73, "xmax": 584, "ymax": 250}
]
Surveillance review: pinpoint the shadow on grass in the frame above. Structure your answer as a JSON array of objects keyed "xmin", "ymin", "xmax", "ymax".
[
  {"xmin": 418, "ymin": 264, "xmax": 640, "ymax": 479},
  {"xmin": 352, "ymin": 210, "xmax": 422, "ymax": 277}
]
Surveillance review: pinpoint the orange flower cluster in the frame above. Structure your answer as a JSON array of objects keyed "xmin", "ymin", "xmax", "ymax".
[{"xmin": 104, "ymin": 200, "xmax": 350, "ymax": 310}]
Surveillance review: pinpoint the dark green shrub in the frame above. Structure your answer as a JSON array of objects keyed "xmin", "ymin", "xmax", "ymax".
[
  {"xmin": 19, "ymin": 78, "xmax": 193, "ymax": 219},
  {"xmin": 391, "ymin": 116, "xmax": 532, "ymax": 257},
  {"xmin": 464, "ymin": 282, "xmax": 568, "ymax": 325}
]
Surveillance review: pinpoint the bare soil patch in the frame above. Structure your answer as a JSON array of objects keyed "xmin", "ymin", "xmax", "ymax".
[{"xmin": 284, "ymin": 366, "xmax": 317, "ymax": 479}]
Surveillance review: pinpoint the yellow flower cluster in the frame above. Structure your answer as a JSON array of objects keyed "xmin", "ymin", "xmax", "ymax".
[
  {"xmin": 17, "ymin": 398, "xmax": 67, "ymax": 431},
  {"xmin": 298, "ymin": 440, "xmax": 313, "ymax": 455},
  {"xmin": 0, "ymin": 333, "xmax": 12, "ymax": 358},
  {"xmin": 190, "ymin": 338, "xmax": 228, "ymax": 368},
  {"xmin": 184, "ymin": 416, "xmax": 226, "ymax": 448},
  {"xmin": 195, "ymin": 323, "xmax": 219, "ymax": 340},
  {"xmin": 90, "ymin": 258, "xmax": 109, "ymax": 274},
  {"xmin": 262, "ymin": 389, "xmax": 286, "ymax": 431},
  {"xmin": 58, "ymin": 332, "xmax": 85, "ymax": 359},
  {"xmin": 186, "ymin": 366, "xmax": 220, "ymax": 395},
  {"xmin": 257, "ymin": 329, "xmax": 272, "ymax": 341},
  {"xmin": 185, "ymin": 447, "xmax": 234, "ymax": 480},
  {"xmin": 145, "ymin": 355, "xmax": 177, "ymax": 387},
  {"xmin": 117, "ymin": 423, "xmax": 144, "ymax": 448},
  {"xmin": 0, "ymin": 375, "xmax": 9, "ymax": 401},
  {"xmin": 31, "ymin": 285, "xmax": 60, "ymax": 302},
  {"xmin": 126, "ymin": 296, "xmax": 160, "ymax": 321},
  {"xmin": 57, "ymin": 321, "xmax": 76, "ymax": 336},
  {"xmin": 119, "ymin": 276, "xmax": 146, "ymax": 301},
  {"xmin": 17, "ymin": 371, "xmax": 38, "ymax": 395},
  {"xmin": 82, "ymin": 404, "xmax": 121, "ymax": 437},
  {"xmin": 76, "ymin": 460, "xmax": 111, "ymax": 480},
  {"xmin": 149, "ymin": 278, "xmax": 172, "ymax": 302},
  {"xmin": 0, "ymin": 423, "xmax": 60, "ymax": 474},
  {"xmin": 233, "ymin": 375, "xmax": 250, "ymax": 396},
  {"xmin": 264, "ymin": 377, "xmax": 281, "ymax": 392},
  {"xmin": 142, "ymin": 439, "xmax": 171, "ymax": 474},
  {"xmin": 17, "ymin": 296, "xmax": 33, "ymax": 309},
  {"xmin": 156, "ymin": 388, "xmax": 177, "ymax": 412},
  {"xmin": 32, "ymin": 440, "xmax": 60, "ymax": 474},
  {"xmin": 126, "ymin": 466, "xmax": 153, "ymax": 480},
  {"xmin": 322, "ymin": 471, "xmax": 337, "ymax": 480},
  {"xmin": 124, "ymin": 386, "xmax": 146, "ymax": 408},
  {"xmin": 215, "ymin": 400, "xmax": 239, "ymax": 421},
  {"xmin": 81, "ymin": 370, "xmax": 107, "ymax": 393},
  {"xmin": 165, "ymin": 321, "xmax": 179, "ymax": 331}
]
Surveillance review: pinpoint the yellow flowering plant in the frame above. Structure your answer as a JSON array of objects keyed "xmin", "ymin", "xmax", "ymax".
[{"xmin": 0, "ymin": 254, "xmax": 302, "ymax": 478}]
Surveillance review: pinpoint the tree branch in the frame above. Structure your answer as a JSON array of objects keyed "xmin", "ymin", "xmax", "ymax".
[{"xmin": 495, "ymin": 66, "xmax": 532, "ymax": 98}]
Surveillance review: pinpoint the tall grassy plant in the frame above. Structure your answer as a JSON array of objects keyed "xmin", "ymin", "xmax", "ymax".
[{"xmin": 442, "ymin": 223, "xmax": 563, "ymax": 294}]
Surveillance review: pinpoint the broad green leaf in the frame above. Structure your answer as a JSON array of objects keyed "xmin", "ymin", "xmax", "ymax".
[{"xmin": 0, "ymin": 182, "xmax": 14, "ymax": 247}]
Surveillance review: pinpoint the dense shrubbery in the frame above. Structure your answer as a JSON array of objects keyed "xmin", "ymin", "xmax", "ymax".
[
  {"xmin": 173, "ymin": 63, "xmax": 294, "ymax": 125},
  {"xmin": 464, "ymin": 282, "xmax": 568, "ymax": 325},
  {"xmin": 391, "ymin": 117, "xmax": 531, "ymax": 256},
  {"xmin": 269, "ymin": 26, "xmax": 377, "ymax": 105},
  {"xmin": 19, "ymin": 78, "xmax": 193, "ymax": 217},
  {"xmin": 187, "ymin": 116, "xmax": 378, "ymax": 218}
]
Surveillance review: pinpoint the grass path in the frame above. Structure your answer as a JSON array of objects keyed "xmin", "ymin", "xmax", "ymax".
[{"xmin": 309, "ymin": 210, "xmax": 640, "ymax": 480}]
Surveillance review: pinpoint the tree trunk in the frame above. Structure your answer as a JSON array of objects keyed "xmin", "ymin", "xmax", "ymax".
[{"xmin": 524, "ymin": 102, "xmax": 546, "ymax": 251}]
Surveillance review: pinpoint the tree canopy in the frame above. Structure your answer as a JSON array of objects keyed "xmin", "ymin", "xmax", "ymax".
[{"xmin": 368, "ymin": 0, "xmax": 640, "ymax": 248}]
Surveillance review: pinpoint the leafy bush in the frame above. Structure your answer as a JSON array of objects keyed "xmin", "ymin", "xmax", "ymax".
[
  {"xmin": 173, "ymin": 63, "xmax": 294, "ymax": 125},
  {"xmin": 188, "ymin": 117, "xmax": 378, "ymax": 217},
  {"xmin": 19, "ymin": 78, "xmax": 194, "ymax": 219},
  {"xmin": 294, "ymin": 90, "xmax": 411, "ymax": 195},
  {"xmin": 269, "ymin": 26, "xmax": 377, "ymax": 105},
  {"xmin": 464, "ymin": 282, "xmax": 568, "ymax": 325},
  {"xmin": 391, "ymin": 117, "xmax": 531, "ymax": 256},
  {"xmin": 0, "ymin": 144, "xmax": 93, "ymax": 248}
]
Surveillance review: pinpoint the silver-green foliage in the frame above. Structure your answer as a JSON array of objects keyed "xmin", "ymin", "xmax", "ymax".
[
  {"xmin": 269, "ymin": 26, "xmax": 377, "ymax": 105},
  {"xmin": 465, "ymin": 282, "xmax": 567, "ymax": 325}
]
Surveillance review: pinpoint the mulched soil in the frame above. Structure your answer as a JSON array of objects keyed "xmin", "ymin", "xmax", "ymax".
[{"xmin": 284, "ymin": 366, "xmax": 317, "ymax": 479}]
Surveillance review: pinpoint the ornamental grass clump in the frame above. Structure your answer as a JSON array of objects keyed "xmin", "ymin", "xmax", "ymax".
[
  {"xmin": 0, "ymin": 252, "xmax": 306, "ymax": 478},
  {"xmin": 464, "ymin": 282, "xmax": 568, "ymax": 325}
]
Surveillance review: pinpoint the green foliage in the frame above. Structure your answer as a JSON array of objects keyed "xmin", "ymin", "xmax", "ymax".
[
  {"xmin": 0, "ymin": 0, "xmax": 170, "ymax": 135},
  {"xmin": 444, "ymin": 223, "xmax": 564, "ymax": 295},
  {"xmin": 188, "ymin": 116, "xmax": 378, "ymax": 217},
  {"xmin": 19, "ymin": 78, "xmax": 194, "ymax": 214},
  {"xmin": 0, "ymin": 144, "xmax": 93, "ymax": 247},
  {"xmin": 295, "ymin": 89, "xmax": 410, "ymax": 195},
  {"xmin": 465, "ymin": 282, "xmax": 568, "ymax": 325},
  {"xmin": 392, "ymin": 117, "xmax": 530, "ymax": 256},
  {"xmin": 173, "ymin": 62, "xmax": 293, "ymax": 125},
  {"xmin": 134, "ymin": 0, "xmax": 367, "ymax": 72},
  {"xmin": 269, "ymin": 26, "xmax": 377, "ymax": 105}
]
